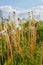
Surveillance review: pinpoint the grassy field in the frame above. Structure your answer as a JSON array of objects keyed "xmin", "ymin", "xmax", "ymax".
[{"xmin": 0, "ymin": 12, "xmax": 43, "ymax": 65}]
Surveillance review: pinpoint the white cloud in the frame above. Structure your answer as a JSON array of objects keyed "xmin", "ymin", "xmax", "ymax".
[
  {"xmin": 0, "ymin": 6, "xmax": 16, "ymax": 13},
  {"xmin": 0, "ymin": 5, "xmax": 43, "ymax": 20},
  {"xmin": 0, "ymin": 6, "xmax": 17, "ymax": 18},
  {"xmin": 31, "ymin": 5, "xmax": 43, "ymax": 20},
  {"xmin": 41, "ymin": 0, "xmax": 43, "ymax": 2}
]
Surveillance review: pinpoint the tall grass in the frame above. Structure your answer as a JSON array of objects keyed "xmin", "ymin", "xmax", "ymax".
[{"xmin": 0, "ymin": 11, "xmax": 43, "ymax": 65}]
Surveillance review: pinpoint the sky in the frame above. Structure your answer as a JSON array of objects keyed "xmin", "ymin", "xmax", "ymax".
[
  {"xmin": 0, "ymin": 0, "xmax": 43, "ymax": 9},
  {"xmin": 0, "ymin": 0, "xmax": 43, "ymax": 20}
]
